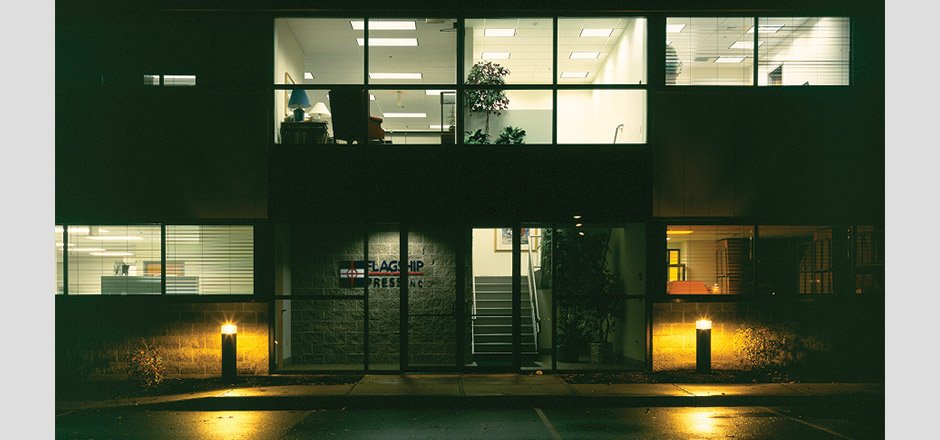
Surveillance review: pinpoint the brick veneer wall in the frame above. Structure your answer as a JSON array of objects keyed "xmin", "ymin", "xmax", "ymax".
[
  {"xmin": 652, "ymin": 299, "xmax": 884, "ymax": 380},
  {"xmin": 56, "ymin": 299, "xmax": 269, "ymax": 380}
]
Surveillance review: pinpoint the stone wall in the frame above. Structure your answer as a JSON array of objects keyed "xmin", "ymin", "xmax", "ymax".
[
  {"xmin": 652, "ymin": 299, "xmax": 884, "ymax": 380},
  {"xmin": 56, "ymin": 298, "xmax": 269, "ymax": 380},
  {"xmin": 287, "ymin": 226, "xmax": 459, "ymax": 367}
]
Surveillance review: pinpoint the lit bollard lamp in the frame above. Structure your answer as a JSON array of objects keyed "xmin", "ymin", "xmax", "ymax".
[
  {"xmin": 696, "ymin": 319, "xmax": 712, "ymax": 373},
  {"xmin": 221, "ymin": 323, "xmax": 237, "ymax": 381}
]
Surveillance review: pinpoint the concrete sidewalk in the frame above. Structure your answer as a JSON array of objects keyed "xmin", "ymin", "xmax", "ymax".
[{"xmin": 56, "ymin": 374, "xmax": 884, "ymax": 414}]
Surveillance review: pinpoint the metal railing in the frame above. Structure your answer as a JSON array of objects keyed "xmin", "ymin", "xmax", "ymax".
[{"xmin": 526, "ymin": 232, "xmax": 542, "ymax": 345}]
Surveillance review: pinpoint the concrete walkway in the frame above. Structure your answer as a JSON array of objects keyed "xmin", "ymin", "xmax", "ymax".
[{"xmin": 55, "ymin": 374, "xmax": 884, "ymax": 414}]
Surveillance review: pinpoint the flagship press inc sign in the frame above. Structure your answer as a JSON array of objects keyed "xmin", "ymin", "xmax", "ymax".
[{"xmin": 339, "ymin": 260, "xmax": 425, "ymax": 288}]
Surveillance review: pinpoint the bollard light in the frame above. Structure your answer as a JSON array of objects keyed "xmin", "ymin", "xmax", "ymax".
[
  {"xmin": 221, "ymin": 323, "xmax": 237, "ymax": 381},
  {"xmin": 696, "ymin": 319, "xmax": 711, "ymax": 373}
]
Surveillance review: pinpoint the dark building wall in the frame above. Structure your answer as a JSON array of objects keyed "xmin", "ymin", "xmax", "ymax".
[{"xmin": 55, "ymin": 298, "xmax": 269, "ymax": 379}]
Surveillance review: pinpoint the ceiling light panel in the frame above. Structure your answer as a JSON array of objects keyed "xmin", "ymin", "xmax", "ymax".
[
  {"xmin": 729, "ymin": 40, "xmax": 763, "ymax": 50},
  {"xmin": 484, "ymin": 28, "xmax": 516, "ymax": 37},
  {"xmin": 714, "ymin": 56, "xmax": 745, "ymax": 63},
  {"xmin": 356, "ymin": 38, "xmax": 419, "ymax": 46},
  {"xmin": 747, "ymin": 24, "xmax": 784, "ymax": 34},
  {"xmin": 580, "ymin": 28, "xmax": 613, "ymax": 37},
  {"xmin": 569, "ymin": 52, "xmax": 600, "ymax": 60},
  {"xmin": 351, "ymin": 20, "xmax": 416, "ymax": 30},
  {"xmin": 561, "ymin": 71, "xmax": 589, "ymax": 78}
]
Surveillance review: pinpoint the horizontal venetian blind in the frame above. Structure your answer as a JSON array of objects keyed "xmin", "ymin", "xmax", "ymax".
[
  {"xmin": 166, "ymin": 225, "xmax": 254, "ymax": 294},
  {"xmin": 666, "ymin": 225, "xmax": 753, "ymax": 294},
  {"xmin": 757, "ymin": 17, "xmax": 850, "ymax": 86}
]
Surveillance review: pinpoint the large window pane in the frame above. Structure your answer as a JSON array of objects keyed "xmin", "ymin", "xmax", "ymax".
[
  {"xmin": 274, "ymin": 18, "xmax": 364, "ymax": 85},
  {"xmin": 464, "ymin": 89, "xmax": 552, "ymax": 144},
  {"xmin": 853, "ymin": 225, "xmax": 884, "ymax": 295},
  {"xmin": 666, "ymin": 225, "xmax": 753, "ymax": 294},
  {"xmin": 275, "ymin": 89, "xmax": 334, "ymax": 144},
  {"xmin": 465, "ymin": 18, "xmax": 553, "ymax": 84},
  {"xmin": 290, "ymin": 224, "xmax": 365, "ymax": 296},
  {"xmin": 756, "ymin": 226, "xmax": 832, "ymax": 295},
  {"xmin": 370, "ymin": 89, "xmax": 456, "ymax": 144},
  {"xmin": 275, "ymin": 299, "xmax": 365, "ymax": 371},
  {"xmin": 67, "ymin": 225, "xmax": 161, "ymax": 295},
  {"xmin": 757, "ymin": 17, "xmax": 850, "ymax": 86},
  {"xmin": 666, "ymin": 17, "xmax": 754, "ymax": 85},
  {"xmin": 165, "ymin": 225, "xmax": 254, "ymax": 295},
  {"xmin": 558, "ymin": 90, "xmax": 646, "ymax": 143},
  {"xmin": 55, "ymin": 225, "xmax": 64, "ymax": 294},
  {"xmin": 558, "ymin": 18, "xmax": 646, "ymax": 84},
  {"xmin": 368, "ymin": 18, "xmax": 457, "ymax": 85}
]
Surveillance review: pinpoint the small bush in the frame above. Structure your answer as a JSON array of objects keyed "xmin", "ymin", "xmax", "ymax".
[
  {"xmin": 733, "ymin": 324, "xmax": 799, "ymax": 370},
  {"xmin": 127, "ymin": 339, "xmax": 166, "ymax": 391}
]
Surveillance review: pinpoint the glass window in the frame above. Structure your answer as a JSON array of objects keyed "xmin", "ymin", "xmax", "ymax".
[
  {"xmin": 557, "ymin": 90, "xmax": 646, "ymax": 143},
  {"xmin": 276, "ymin": 89, "xmax": 334, "ymax": 144},
  {"xmin": 165, "ymin": 225, "xmax": 254, "ymax": 295},
  {"xmin": 464, "ymin": 89, "xmax": 552, "ymax": 144},
  {"xmin": 465, "ymin": 18, "xmax": 553, "ymax": 84},
  {"xmin": 368, "ymin": 18, "xmax": 457, "ymax": 85},
  {"xmin": 666, "ymin": 225, "xmax": 753, "ymax": 294},
  {"xmin": 275, "ymin": 18, "xmax": 364, "ymax": 85},
  {"xmin": 274, "ymin": 298, "xmax": 365, "ymax": 371},
  {"xmin": 557, "ymin": 18, "xmax": 646, "ymax": 84},
  {"xmin": 666, "ymin": 17, "xmax": 755, "ymax": 85},
  {"xmin": 853, "ymin": 225, "xmax": 883, "ymax": 295},
  {"xmin": 370, "ymin": 89, "xmax": 456, "ymax": 144},
  {"xmin": 67, "ymin": 225, "xmax": 162, "ymax": 295},
  {"xmin": 55, "ymin": 225, "xmax": 64, "ymax": 295},
  {"xmin": 757, "ymin": 17, "xmax": 850, "ymax": 86},
  {"xmin": 756, "ymin": 226, "xmax": 833, "ymax": 295}
]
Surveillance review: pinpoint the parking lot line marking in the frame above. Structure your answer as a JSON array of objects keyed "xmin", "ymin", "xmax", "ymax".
[
  {"xmin": 762, "ymin": 407, "xmax": 855, "ymax": 440},
  {"xmin": 534, "ymin": 407, "xmax": 563, "ymax": 440}
]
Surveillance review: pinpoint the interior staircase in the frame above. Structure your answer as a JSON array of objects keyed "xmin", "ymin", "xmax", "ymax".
[{"xmin": 471, "ymin": 275, "xmax": 538, "ymax": 361}]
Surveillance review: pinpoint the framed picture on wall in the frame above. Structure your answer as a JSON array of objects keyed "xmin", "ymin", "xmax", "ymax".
[{"xmin": 494, "ymin": 228, "xmax": 535, "ymax": 251}]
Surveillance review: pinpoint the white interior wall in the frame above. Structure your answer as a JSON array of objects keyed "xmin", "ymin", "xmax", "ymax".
[
  {"xmin": 471, "ymin": 228, "xmax": 540, "ymax": 277},
  {"xmin": 594, "ymin": 19, "xmax": 647, "ymax": 85},
  {"xmin": 557, "ymin": 90, "xmax": 646, "ymax": 143},
  {"xmin": 760, "ymin": 18, "xmax": 849, "ymax": 85},
  {"xmin": 274, "ymin": 20, "xmax": 305, "ymax": 141}
]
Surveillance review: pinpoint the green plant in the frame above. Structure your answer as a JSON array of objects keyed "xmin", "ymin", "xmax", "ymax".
[
  {"xmin": 494, "ymin": 126, "xmax": 526, "ymax": 144},
  {"xmin": 127, "ymin": 339, "xmax": 166, "ymax": 391},
  {"xmin": 464, "ymin": 129, "xmax": 491, "ymax": 144},
  {"xmin": 732, "ymin": 324, "xmax": 800, "ymax": 370},
  {"xmin": 465, "ymin": 61, "xmax": 510, "ymax": 136},
  {"xmin": 554, "ymin": 228, "xmax": 623, "ymax": 345}
]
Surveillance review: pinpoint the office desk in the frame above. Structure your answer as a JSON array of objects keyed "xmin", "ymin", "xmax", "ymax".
[{"xmin": 280, "ymin": 121, "xmax": 330, "ymax": 144}]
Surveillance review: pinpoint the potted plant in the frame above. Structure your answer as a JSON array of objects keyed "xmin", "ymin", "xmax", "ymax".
[
  {"xmin": 465, "ymin": 60, "xmax": 510, "ymax": 137},
  {"xmin": 553, "ymin": 228, "xmax": 623, "ymax": 364}
]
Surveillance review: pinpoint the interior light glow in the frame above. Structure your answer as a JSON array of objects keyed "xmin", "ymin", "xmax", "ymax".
[
  {"xmin": 580, "ymin": 28, "xmax": 613, "ymax": 37},
  {"xmin": 484, "ymin": 28, "xmax": 516, "ymax": 37},
  {"xmin": 575, "ymin": 223, "xmax": 583, "ymax": 228},
  {"xmin": 370, "ymin": 94, "xmax": 375, "ymax": 100},
  {"xmin": 569, "ymin": 52, "xmax": 600, "ymax": 60},
  {"xmin": 696, "ymin": 319, "xmax": 712, "ymax": 330},
  {"xmin": 714, "ymin": 56, "xmax": 745, "ymax": 63},
  {"xmin": 351, "ymin": 20, "xmax": 416, "ymax": 30},
  {"xmin": 666, "ymin": 23, "xmax": 686, "ymax": 33},
  {"xmin": 425, "ymin": 89, "xmax": 457, "ymax": 95},
  {"xmin": 369, "ymin": 72, "xmax": 423, "ymax": 80},
  {"xmin": 729, "ymin": 40, "xmax": 763, "ymax": 50},
  {"xmin": 221, "ymin": 323, "xmax": 238, "ymax": 335},
  {"xmin": 561, "ymin": 71, "xmax": 589, "ymax": 78},
  {"xmin": 383, "ymin": 112, "xmax": 427, "ymax": 118},
  {"xmin": 666, "ymin": 230, "xmax": 693, "ymax": 235},
  {"xmin": 89, "ymin": 251, "xmax": 134, "ymax": 256},
  {"xmin": 356, "ymin": 38, "xmax": 419, "ymax": 47},
  {"xmin": 57, "ymin": 226, "xmax": 90, "ymax": 234},
  {"xmin": 573, "ymin": 215, "xmax": 582, "ymax": 219},
  {"xmin": 481, "ymin": 51, "xmax": 511, "ymax": 60},
  {"xmin": 747, "ymin": 24, "xmax": 784, "ymax": 34},
  {"xmin": 304, "ymin": 72, "xmax": 314, "ymax": 79}
]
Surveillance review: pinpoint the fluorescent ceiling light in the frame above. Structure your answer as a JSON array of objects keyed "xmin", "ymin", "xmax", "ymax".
[
  {"xmin": 383, "ymin": 112, "xmax": 427, "ymax": 118},
  {"xmin": 370, "ymin": 94, "xmax": 375, "ymax": 100},
  {"xmin": 561, "ymin": 71, "xmax": 589, "ymax": 78},
  {"xmin": 714, "ymin": 56, "xmax": 745, "ymax": 63},
  {"xmin": 84, "ymin": 235, "xmax": 144, "ymax": 241},
  {"xmin": 481, "ymin": 51, "xmax": 510, "ymax": 60},
  {"xmin": 729, "ymin": 40, "xmax": 764, "ymax": 50},
  {"xmin": 666, "ymin": 23, "xmax": 686, "ymax": 33},
  {"xmin": 356, "ymin": 38, "xmax": 418, "ymax": 47},
  {"xmin": 425, "ymin": 90, "xmax": 456, "ymax": 95},
  {"xmin": 580, "ymin": 28, "xmax": 613, "ymax": 37},
  {"xmin": 369, "ymin": 72, "xmax": 422, "ymax": 80},
  {"xmin": 350, "ymin": 20, "xmax": 416, "ymax": 30},
  {"xmin": 569, "ymin": 52, "xmax": 600, "ymax": 60},
  {"xmin": 90, "ymin": 251, "xmax": 135, "ymax": 257},
  {"xmin": 430, "ymin": 124, "xmax": 453, "ymax": 129},
  {"xmin": 484, "ymin": 28, "xmax": 515, "ymax": 37},
  {"xmin": 304, "ymin": 72, "xmax": 314, "ymax": 80},
  {"xmin": 666, "ymin": 230, "xmax": 693, "ymax": 235},
  {"xmin": 56, "ymin": 226, "xmax": 91, "ymax": 234},
  {"xmin": 747, "ymin": 24, "xmax": 784, "ymax": 34}
]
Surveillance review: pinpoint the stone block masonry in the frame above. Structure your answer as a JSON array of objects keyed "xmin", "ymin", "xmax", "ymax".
[{"xmin": 56, "ymin": 299, "xmax": 269, "ymax": 379}]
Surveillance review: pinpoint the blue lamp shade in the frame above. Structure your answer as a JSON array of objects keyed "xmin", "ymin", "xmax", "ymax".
[{"xmin": 287, "ymin": 90, "xmax": 312, "ymax": 122}]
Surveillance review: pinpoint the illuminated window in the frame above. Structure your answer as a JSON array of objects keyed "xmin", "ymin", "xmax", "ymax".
[
  {"xmin": 165, "ymin": 225, "xmax": 254, "ymax": 295},
  {"xmin": 666, "ymin": 17, "xmax": 755, "ymax": 85},
  {"xmin": 666, "ymin": 225, "xmax": 753, "ymax": 294},
  {"xmin": 67, "ymin": 225, "xmax": 162, "ymax": 295},
  {"xmin": 757, "ymin": 17, "xmax": 850, "ymax": 86}
]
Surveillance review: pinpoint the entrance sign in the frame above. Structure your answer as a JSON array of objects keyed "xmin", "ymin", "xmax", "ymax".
[{"xmin": 339, "ymin": 260, "xmax": 425, "ymax": 288}]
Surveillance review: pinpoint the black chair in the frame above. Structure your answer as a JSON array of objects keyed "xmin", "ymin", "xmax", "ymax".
[{"xmin": 328, "ymin": 87, "xmax": 385, "ymax": 144}]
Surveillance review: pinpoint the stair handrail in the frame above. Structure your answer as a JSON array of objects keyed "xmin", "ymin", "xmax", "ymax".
[
  {"xmin": 526, "ymin": 232, "xmax": 542, "ymax": 340},
  {"xmin": 471, "ymin": 270, "xmax": 477, "ymax": 354}
]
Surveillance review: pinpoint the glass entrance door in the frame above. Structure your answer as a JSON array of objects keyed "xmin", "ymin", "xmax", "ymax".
[{"xmin": 466, "ymin": 227, "xmax": 522, "ymax": 370}]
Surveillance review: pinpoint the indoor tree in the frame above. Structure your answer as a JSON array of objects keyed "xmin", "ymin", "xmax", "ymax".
[{"xmin": 465, "ymin": 60, "xmax": 510, "ymax": 136}]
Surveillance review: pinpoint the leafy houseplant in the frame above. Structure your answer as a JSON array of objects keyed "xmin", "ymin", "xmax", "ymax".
[
  {"xmin": 553, "ymin": 228, "xmax": 623, "ymax": 363},
  {"xmin": 465, "ymin": 61, "xmax": 510, "ymax": 136},
  {"xmin": 495, "ymin": 126, "xmax": 527, "ymax": 144}
]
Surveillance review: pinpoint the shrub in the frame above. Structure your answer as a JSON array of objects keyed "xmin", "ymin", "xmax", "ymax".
[
  {"xmin": 127, "ymin": 339, "xmax": 166, "ymax": 391},
  {"xmin": 732, "ymin": 324, "xmax": 799, "ymax": 370}
]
